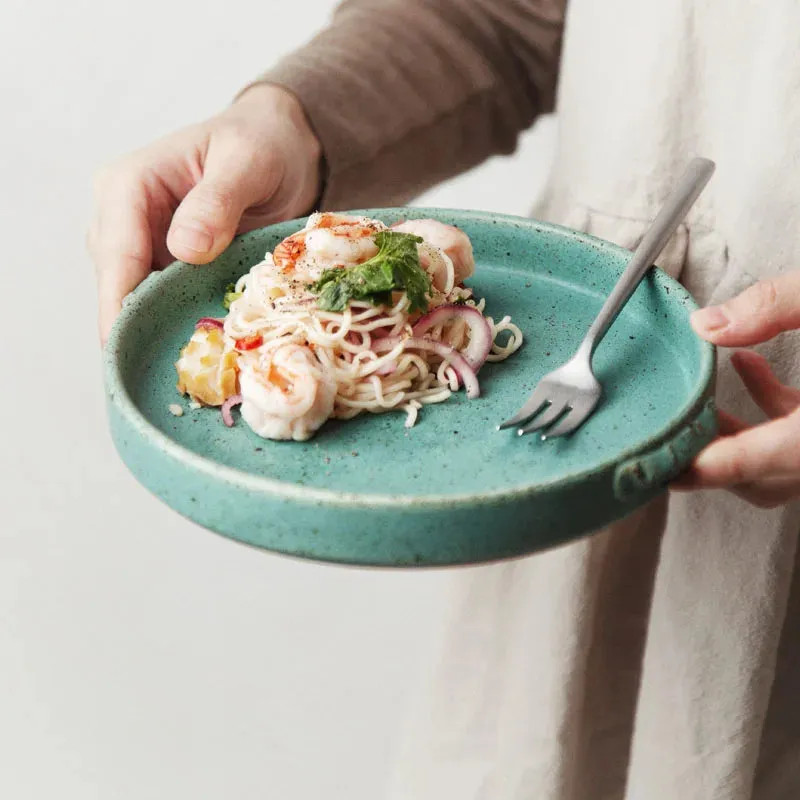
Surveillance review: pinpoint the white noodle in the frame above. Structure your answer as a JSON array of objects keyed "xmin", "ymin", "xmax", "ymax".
[
  {"xmin": 210, "ymin": 218, "xmax": 524, "ymax": 430},
  {"xmin": 404, "ymin": 400, "xmax": 422, "ymax": 428},
  {"xmin": 487, "ymin": 316, "xmax": 524, "ymax": 362}
]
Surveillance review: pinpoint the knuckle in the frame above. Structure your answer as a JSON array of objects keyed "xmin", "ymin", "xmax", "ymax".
[
  {"xmin": 194, "ymin": 184, "xmax": 237, "ymax": 219},
  {"xmin": 92, "ymin": 159, "xmax": 140, "ymax": 198},
  {"xmin": 222, "ymin": 116, "xmax": 255, "ymax": 144},
  {"xmin": 750, "ymin": 279, "xmax": 780, "ymax": 315},
  {"xmin": 116, "ymin": 226, "xmax": 153, "ymax": 266},
  {"xmin": 220, "ymin": 114, "xmax": 264, "ymax": 150},
  {"xmin": 219, "ymin": 119, "xmax": 275, "ymax": 173},
  {"xmin": 725, "ymin": 444, "xmax": 750, "ymax": 484}
]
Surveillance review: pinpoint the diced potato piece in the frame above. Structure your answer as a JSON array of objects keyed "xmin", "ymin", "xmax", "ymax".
[{"xmin": 176, "ymin": 327, "xmax": 238, "ymax": 406}]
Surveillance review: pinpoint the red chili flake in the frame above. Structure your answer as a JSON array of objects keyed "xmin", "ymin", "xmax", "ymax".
[{"xmin": 235, "ymin": 334, "xmax": 263, "ymax": 351}]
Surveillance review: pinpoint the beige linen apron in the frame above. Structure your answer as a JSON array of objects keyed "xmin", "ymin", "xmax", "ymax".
[{"xmin": 387, "ymin": 2, "xmax": 800, "ymax": 798}]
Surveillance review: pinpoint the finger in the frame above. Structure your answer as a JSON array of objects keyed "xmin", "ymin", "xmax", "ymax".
[
  {"xmin": 670, "ymin": 410, "xmax": 748, "ymax": 489},
  {"xmin": 90, "ymin": 189, "xmax": 152, "ymax": 344},
  {"xmin": 718, "ymin": 409, "xmax": 749, "ymax": 436},
  {"xmin": 729, "ymin": 476, "xmax": 800, "ymax": 509},
  {"xmin": 687, "ymin": 412, "xmax": 800, "ymax": 487},
  {"xmin": 691, "ymin": 272, "xmax": 800, "ymax": 346},
  {"xmin": 731, "ymin": 350, "xmax": 800, "ymax": 418},
  {"xmin": 672, "ymin": 475, "xmax": 800, "ymax": 506},
  {"xmin": 166, "ymin": 139, "xmax": 276, "ymax": 264}
]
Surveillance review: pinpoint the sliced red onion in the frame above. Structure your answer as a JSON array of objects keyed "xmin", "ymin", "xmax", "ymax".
[
  {"xmin": 412, "ymin": 304, "xmax": 492, "ymax": 371},
  {"xmin": 371, "ymin": 336, "xmax": 402, "ymax": 353},
  {"xmin": 195, "ymin": 317, "xmax": 225, "ymax": 331},
  {"xmin": 370, "ymin": 325, "xmax": 394, "ymax": 340},
  {"xmin": 373, "ymin": 337, "xmax": 480, "ymax": 399},
  {"xmin": 221, "ymin": 394, "xmax": 243, "ymax": 427}
]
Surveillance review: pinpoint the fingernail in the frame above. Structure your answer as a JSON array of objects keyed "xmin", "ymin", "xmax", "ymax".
[
  {"xmin": 171, "ymin": 224, "xmax": 213, "ymax": 254},
  {"xmin": 692, "ymin": 305, "xmax": 729, "ymax": 332}
]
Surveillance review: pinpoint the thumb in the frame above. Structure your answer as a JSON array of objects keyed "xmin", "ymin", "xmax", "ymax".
[
  {"xmin": 167, "ymin": 147, "xmax": 273, "ymax": 264},
  {"xmin": 691, "ymin": 271, "xmax": 800, "ymax": 346}
]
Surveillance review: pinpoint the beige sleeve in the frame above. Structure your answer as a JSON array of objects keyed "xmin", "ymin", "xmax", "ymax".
[{"xmin": 251, "ymin": 0, "xmax": 567, "ymax": 210}]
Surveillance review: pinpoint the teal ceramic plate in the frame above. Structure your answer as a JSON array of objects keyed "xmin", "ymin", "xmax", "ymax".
[{"xmin": 105, "ymin": 209, "xmax": 717, "ymax": 567}]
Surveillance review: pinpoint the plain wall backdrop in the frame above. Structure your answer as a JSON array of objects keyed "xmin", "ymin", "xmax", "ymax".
[{"xmin": 0, "ymin": 1, "xmax": 555, "ymax": 798}]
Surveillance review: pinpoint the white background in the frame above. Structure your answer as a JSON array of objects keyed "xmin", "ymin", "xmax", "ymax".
[{"xmin": 0, "ymin": 2, "xmax": 555, "ymax": 797}]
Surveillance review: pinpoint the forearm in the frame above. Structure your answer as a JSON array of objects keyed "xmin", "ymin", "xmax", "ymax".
[{"xmin": 248, "ymin": 0, "xmax": 566, "ymax": 209}]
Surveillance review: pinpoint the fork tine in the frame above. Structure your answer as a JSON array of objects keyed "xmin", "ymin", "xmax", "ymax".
[
  {"xmin": 497, "ymin": 384, "xmax": 551, "ymax": 430},
  {"xmin": 539, "ymin": 405, "xmax": 592, "ymax": 439},
  {"xmin": 517, "ymin": 401, "xmax": 569, "ymax": 436}
]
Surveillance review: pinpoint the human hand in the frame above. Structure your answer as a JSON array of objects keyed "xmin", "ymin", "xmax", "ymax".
[
  {"xmin": 88, "ymin": 84, "xmax": 321, "ymax": 342},
  {"xmin": 673, "ymin": 272, "xmax": 800, "ymax": 507}
]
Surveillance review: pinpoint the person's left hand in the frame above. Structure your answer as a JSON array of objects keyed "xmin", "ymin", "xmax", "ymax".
[{"xmin": 673, "ymin": 271, "xmax": 800, "ymax": 507}]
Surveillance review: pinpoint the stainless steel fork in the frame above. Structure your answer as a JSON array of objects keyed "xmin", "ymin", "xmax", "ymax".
[{"xmin": 499, "ymin": 157, "xmax": 716, "ymax": 439}]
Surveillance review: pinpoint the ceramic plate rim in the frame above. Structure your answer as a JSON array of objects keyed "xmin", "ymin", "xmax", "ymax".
[{"xmin": 104, "ymin": 208, "xmax": 715, "ymax": 509}]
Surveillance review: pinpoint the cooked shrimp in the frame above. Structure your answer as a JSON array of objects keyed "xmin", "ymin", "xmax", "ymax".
[
  {"xmin": 176, "ymin": 327, "xmax": 238, "ymax": 406},
  {"xmin": 272, "ymin": 212, "xmax": 387, "ymax": 276},
  {"xmin": 239, "ymin": 343, "xmax": 336, "ymax": 441},
  {"xmin": 272, "ymin": 232, "xmax": 307, "ymax": 272},
  {"xmin": 417, "ymin": 245, "xmax": 455, "ymax": 293},
  {"xmin": 305, "ymin": 212, "xmax": 385, "ymax": 236},
  {"xmin": 392, "ymin": 219, "xmax": 475, "ymax": 285},
  {"xmin": 304, "ymin": 227, "xmax": 379, "ymax": 267}
]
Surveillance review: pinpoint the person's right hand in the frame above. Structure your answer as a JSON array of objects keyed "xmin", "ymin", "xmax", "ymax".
[{"xmin": 88, "ymin": 84, "xmax": 322, "ymax": 342}]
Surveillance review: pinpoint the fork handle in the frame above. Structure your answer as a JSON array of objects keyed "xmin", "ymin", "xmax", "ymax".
[{"xmin": 577, "ymin": 157, "xmax": 716, "ymax": 359}]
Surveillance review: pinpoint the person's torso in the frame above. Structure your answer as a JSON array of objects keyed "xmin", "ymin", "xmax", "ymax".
[{"xmin": 540, "ymin": 0, "xmax": 800, "ymax": 308}]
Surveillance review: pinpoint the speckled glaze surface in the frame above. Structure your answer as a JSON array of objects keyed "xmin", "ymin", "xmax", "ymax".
[{"xmin": 104, "ymin": 208, "xmax": 717, "ymax": 567}]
